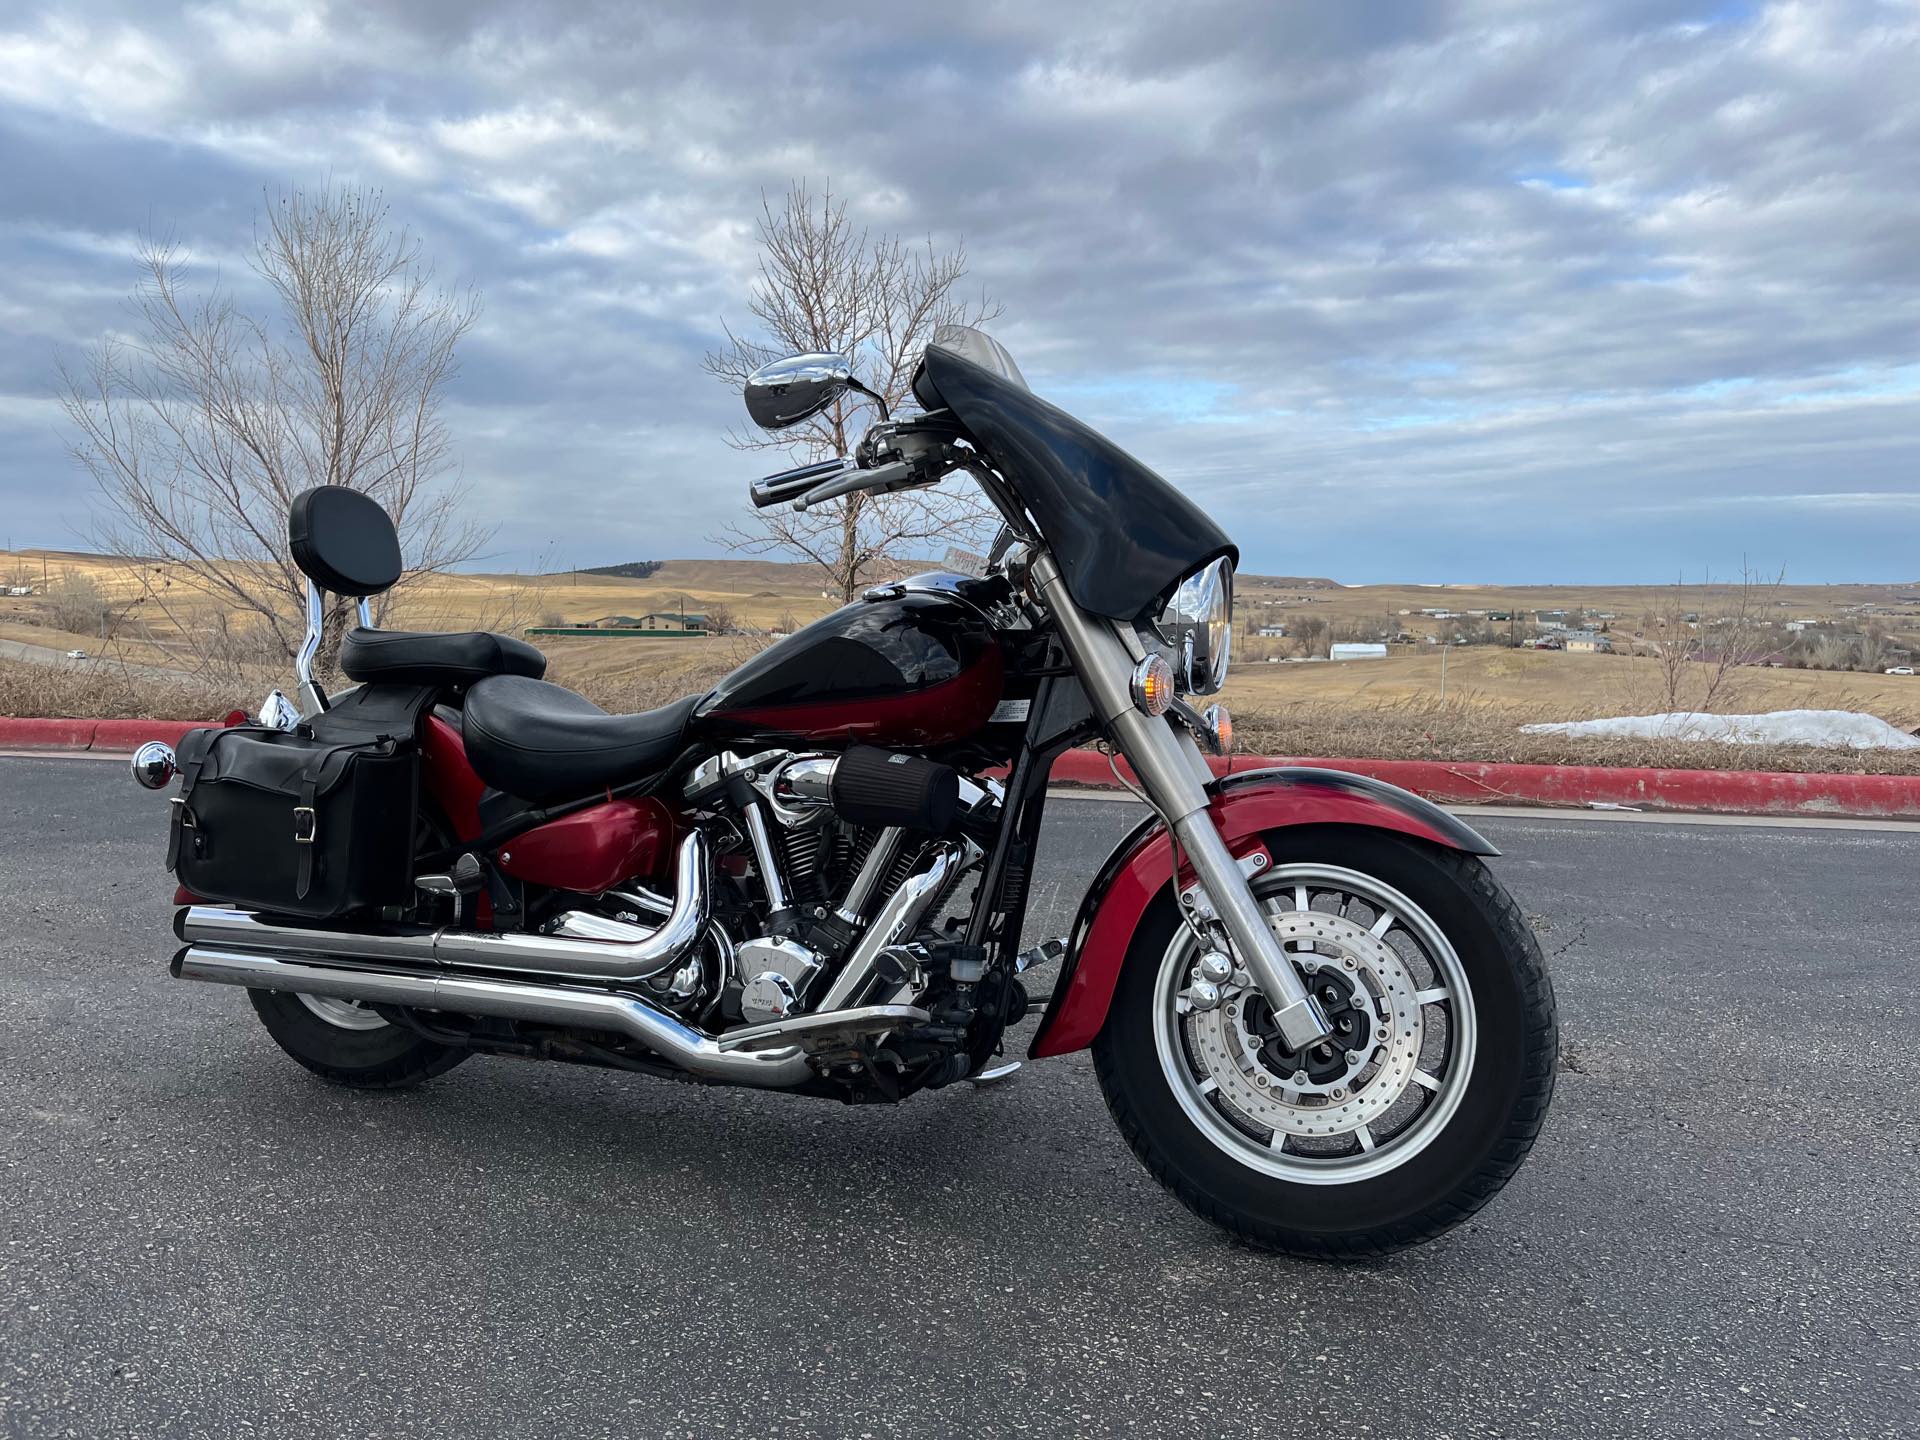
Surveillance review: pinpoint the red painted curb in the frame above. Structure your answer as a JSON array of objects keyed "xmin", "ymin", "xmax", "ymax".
[
  {"xmin": 1047, "ymin": 751, "xmax": 1920, "ymax": 820},
  {"xmin": 90, "ymin": 719, "xmax": 200, "ymax": 751},
  {"xmin": 0, "ymin": 717, "xmax": 98, "ymax": 750},
  {"xmin": 5, "ymin": 717, "xmax": 1918, "ymax": 819},
  {"xmin": 0, "ymin": 717, "xmax": 202, "ymax": 754}
]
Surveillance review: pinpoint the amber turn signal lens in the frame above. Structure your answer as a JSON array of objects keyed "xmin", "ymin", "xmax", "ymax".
[
  {"xmin": 1131, "ymin": 654, "xmax": 1175, "ymax": 717},
  {"xmin": 1202, "ymin": 702, "xmax": 1232, "ymax": 755}
]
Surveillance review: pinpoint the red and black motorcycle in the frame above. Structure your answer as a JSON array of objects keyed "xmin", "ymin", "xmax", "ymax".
[{"xmin": 133, "ymin": 326, "xmax": 1556, "ymax": 1256}]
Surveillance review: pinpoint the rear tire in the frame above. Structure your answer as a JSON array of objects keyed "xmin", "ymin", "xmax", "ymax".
[
  {"xmin": 1092, "ymin": 828, "xmax": 1555, "ymax": 1258},
  {"xmin": 243, "ymin": 794, "xmax": 471, "ymax": 1089},
  {"xmin": 248, "ymin": 989, "xmax": 470, "ymax": 1089}
]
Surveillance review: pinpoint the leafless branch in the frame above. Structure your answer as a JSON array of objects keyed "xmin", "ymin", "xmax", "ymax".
[
  {"xmin": 702, "ymin": 181, "xmax": 1001, "ymax": 601},
  {"xmin": 60, "ymin": 183, "xmax": 489, "ymax": 683}
]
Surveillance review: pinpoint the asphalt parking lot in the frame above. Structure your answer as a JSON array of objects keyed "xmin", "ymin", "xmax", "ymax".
[{"xmin": 3, "ymin": 756, "xmax": 1916, "ymax": 1439}]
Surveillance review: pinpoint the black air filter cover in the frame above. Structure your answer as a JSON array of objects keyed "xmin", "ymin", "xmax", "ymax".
[{"xmin": 830, "ymin": 746, "xmax": 959, "ymax": 833}]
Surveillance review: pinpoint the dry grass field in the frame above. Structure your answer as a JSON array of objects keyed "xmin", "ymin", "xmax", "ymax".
[
  {"xmin": 6, "ymin": 546, "xmax": 1919, "ymax": 773},
  {"xmin": 1225, "ymin": 643, "xmax": 1920, "ymax": 723}
]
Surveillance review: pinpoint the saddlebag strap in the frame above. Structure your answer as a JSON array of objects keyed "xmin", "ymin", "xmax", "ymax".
[
  {"xmin": 164, "ymin": 798, "xmax": 189, "ymax": 870},
  {"xmin": 164, "ymin": 726, "xmax": 219, "ymax": 871},
  {"xmin": 294, "ymin": 774, "xmax": 320, "ymax": 900}
]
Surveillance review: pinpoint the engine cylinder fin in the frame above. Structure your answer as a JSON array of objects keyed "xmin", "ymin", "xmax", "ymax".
[
  {"xmin": 777, "ymin": 824, "xmax": 831, "ymax": 905},
  {"xmin": 882, "ymin": 840, "xmax": 927, "ymax": 902}
]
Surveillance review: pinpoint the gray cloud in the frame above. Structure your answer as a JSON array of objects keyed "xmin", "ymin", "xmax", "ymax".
[{"xmin": 0, "ymin": 0, "xmax": 1915, "ymax": 581}]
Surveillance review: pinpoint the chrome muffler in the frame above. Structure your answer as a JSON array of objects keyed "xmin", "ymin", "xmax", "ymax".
[
  {"xmin": 172, "ymin": 945, "xmax": 816, "ymax": 1088},
  {"xmin": 177, "ymin": 832, "xmax": 712, "ymax": 985},
  {"xmin": 169, "ymin": 827, "xmax": 945, "ymax": 1090}
]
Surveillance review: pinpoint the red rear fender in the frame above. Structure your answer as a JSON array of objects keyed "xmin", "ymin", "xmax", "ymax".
[
  {"xmin": 421, "ymin": 713, "xmax": 486, "ymax": 841},
  {"xmin": 1028, "ymin": 767, "xmax": 1495, "ymax": 1059}
]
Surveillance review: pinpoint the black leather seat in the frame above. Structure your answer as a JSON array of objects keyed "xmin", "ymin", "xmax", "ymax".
[
  {"xmin": 339, "ymin": 626, "xmax": 548, "ymax": 688},
  {"xmin": 463, "ymin": 675, "xmax": 701, "ymax": 800}
]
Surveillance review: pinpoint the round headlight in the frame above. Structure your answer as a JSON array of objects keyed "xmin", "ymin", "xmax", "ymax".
[{"xmin": 1159, "ymin": 557, "xmax": 1234, "ymax": 695}]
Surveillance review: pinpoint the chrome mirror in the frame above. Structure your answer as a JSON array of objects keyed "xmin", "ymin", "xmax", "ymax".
[{"xmin": 744, "ymin": 353, "xmax": 853, "ymax": 430}]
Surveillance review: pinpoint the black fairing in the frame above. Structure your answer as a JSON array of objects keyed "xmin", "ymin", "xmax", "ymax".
[
  {"xmin": 697, "ymin": 590, "xmax": 996, "ymax": 716},
  {"xmin": 920, "ymin": 347, "xmax": 1237, "ymax": 621}
]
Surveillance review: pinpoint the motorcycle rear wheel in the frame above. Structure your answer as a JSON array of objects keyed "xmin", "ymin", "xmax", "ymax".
[
  {"xmin": 245, "ymin": 796, "xmax": 472, "ymax": 1089},
  {"xmin": 248, "ymin": 987, "xmax": 470, "ymax": 1089},
  {"xmin": 1092, "ymin": 828, "xmax": 1556, "ymax": 1258}
]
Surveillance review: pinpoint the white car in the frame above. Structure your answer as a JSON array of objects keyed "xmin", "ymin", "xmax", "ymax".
[
  {"xmin": 1886, "ymin": 666, "xmax": 1914, "ymax": 676},
  {"xmin": 65, "ymin": 648, "xmax": 88, "ymax": 660}
]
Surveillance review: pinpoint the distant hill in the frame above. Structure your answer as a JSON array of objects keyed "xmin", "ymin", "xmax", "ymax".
[
  {"xmin": 1242, "ymin": 574, "xmax": 1343, "ymax": 591},
  {"xmin": 580, "ymin": 561, "xmax": 663, "ymax": 580},
  {"xmin": 559, "ymin": 556, "xmax": 938, "ymax": 593},
  {"xmin": 566, "ymin": 558, "xmax": 1345, "ymax": 591}
]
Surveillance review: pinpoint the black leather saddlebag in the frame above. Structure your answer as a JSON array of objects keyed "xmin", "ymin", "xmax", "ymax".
[{"xmin": 166, "ymin": 684, "xmax": 436, "ymax": 919}]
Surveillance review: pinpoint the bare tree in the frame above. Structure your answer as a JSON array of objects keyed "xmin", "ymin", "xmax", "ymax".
[
  {"xmin": 45, "ymin": 570, "xmax": 110, "ymax": 635},
  {"xmin": 703, "ymin": 182, "xmax": 1000, "ymax": 603},
  {"xmin": 1288, "ymin": 613, "xmax": 1330, "ymax": 658},
  {"xmin": 1636, "ymin": 563, "xmax": 1785, "ymax": 712},
  {"xmin": 60, "ymin": 184, "xmax": 488, "ymax": 682}
]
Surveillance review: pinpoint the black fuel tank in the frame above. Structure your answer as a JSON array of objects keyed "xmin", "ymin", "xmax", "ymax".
[{"xmin": 696, "ymin": 586, "xmax": 1004, "ymax": 746}]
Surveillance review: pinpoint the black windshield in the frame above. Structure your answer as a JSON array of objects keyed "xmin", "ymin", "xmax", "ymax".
[{"xmin": 921, "ymin": 344, "xmax": 1236, "ymax": 621}]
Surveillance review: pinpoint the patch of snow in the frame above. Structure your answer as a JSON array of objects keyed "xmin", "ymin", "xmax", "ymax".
[{"xmin": 1519, "ymin": 709, "xmax": 1920, "ymax": 751}]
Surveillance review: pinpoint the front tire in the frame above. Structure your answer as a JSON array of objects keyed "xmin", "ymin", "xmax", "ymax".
[
  {"xmin": 1093, "ymin": 828, "xmax": 1555, "ymax": 1258},
  {"xmin": 248, "ymin": 988, "xmax": 469, "ymax": 1090}
]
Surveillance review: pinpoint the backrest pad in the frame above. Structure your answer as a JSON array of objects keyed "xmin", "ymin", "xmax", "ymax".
[{"xmin": 288, "ymin": 486, "xmax": 403, "ymax": 597}]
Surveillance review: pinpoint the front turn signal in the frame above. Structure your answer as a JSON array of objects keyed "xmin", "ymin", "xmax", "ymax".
[
  {"xmin": 1131, "ymin": 654, "xmax": 1175, "ymax": 717},
  {"xmin": 1200, "ymin": 703, "xmax": 1233, "ymax": 755}
]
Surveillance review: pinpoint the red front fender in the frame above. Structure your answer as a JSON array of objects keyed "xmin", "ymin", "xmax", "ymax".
[{"xmin": 1028, "ymin": 767, "xmax": 1496, "ymax": 1059}]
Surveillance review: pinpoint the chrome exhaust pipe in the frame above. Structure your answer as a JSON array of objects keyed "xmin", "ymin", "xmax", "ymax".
[
  {"xmin": 814, "ymin": 839, "xmax": 967, "ymax": 1011},
  {"xmin": 178, "ymin": 832, "xmax": 712, "ymax": 985},
  {"xmin": 174, "ymin": 945, "xmax": 815, "ymax": 1088}
]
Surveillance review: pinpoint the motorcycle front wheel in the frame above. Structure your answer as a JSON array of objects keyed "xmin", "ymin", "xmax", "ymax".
[{"xmin": 1093, "ymin": 828, "xmax": 1556, "ymax": 1258}]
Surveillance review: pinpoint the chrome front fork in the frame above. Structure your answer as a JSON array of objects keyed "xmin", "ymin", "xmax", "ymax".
[{"xmin": 1031, "ymin": 553, "xmax": 1330, "ymax": 1050}]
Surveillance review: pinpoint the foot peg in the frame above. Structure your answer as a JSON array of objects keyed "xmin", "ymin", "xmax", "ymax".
[
  {"xmin": 416, "ymin": 853, "xmax": 484, "ymax": 925},
  {"xmin": 1015, "ymin": 937, "xmax": 1065, "ymax": 972}
]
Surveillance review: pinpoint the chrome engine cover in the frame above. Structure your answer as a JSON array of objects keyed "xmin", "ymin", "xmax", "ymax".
[{"xmin": 735, "ymin": 935, "xmax": 823, "ymax": 1024}]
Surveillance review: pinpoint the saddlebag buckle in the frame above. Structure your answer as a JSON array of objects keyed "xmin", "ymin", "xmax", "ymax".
[{"xmin": 292, "ymin": 805, "xmax": 318, "ymax": 845}]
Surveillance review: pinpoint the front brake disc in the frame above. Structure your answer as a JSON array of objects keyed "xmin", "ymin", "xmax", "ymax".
[{"xmin": 1184, "ymin": 909, "xmax": 1425, "ymax": 1140}]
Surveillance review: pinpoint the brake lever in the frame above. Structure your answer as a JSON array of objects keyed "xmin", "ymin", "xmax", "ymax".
[{"xmin": 793, "ymin": 458, "xmax": 915, "ymax": 511}]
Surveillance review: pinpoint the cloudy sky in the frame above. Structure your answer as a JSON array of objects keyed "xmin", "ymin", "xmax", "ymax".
[{"xmin": 1, "ymin": 0, "xmax": 1915, "ymax": 583}]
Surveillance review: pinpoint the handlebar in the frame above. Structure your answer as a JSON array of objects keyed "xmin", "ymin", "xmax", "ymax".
[
  {"xmin": 793, "ymin": 459, "xmax": 914, "ymax": 511},
  {"xmin": 749, "ymin": 456, "xmax": 929, "ymax": 513},
  {"xmin": 750, "ymin": 458, "xmax": 850, "ymax": 509}
]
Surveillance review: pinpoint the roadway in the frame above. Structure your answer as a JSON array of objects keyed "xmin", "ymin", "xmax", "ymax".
[
  {"xmin": 1, "ymin": 757, "xmax": 1914, "ymax": 1438},
  {"xmin": 0, "ymin": 635, "xmax": 194, "ymax": 683}
]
